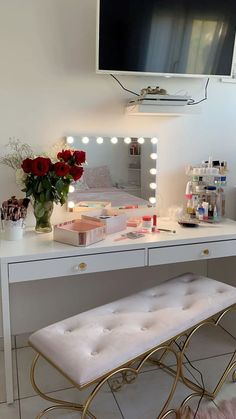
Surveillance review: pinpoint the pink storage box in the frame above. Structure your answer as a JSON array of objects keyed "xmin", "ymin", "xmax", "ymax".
[
  {"xmin": 79, "ymin": 209, "xmax": 127, "ymax": 234},
  {"xmin": 53, "ymin": 216, "xmax": 106, "ymax": 247}
]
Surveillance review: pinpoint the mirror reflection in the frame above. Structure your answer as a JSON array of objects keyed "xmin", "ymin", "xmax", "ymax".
[{"xmin": 66, "ymin": 136, "xmax": 157, "ymax": 209}]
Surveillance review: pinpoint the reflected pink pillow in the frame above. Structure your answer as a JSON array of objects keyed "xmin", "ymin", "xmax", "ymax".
[{"xmin": 84, "ymin": 166, "xmax": 112, "ymax": 188}]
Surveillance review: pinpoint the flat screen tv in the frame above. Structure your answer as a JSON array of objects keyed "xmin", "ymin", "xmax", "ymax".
[{"xmin": 97, "ymin": 0, "xmax": 236, "ymax": 77}]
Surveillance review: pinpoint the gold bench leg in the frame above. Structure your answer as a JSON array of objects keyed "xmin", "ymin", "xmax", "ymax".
[{"xmin": 30, "ymin": 353, "xmax": 97, "ymax": 419}]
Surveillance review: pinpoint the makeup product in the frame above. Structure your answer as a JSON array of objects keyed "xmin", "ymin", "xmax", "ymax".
[
  {"xmin": 158, "ymin": 228, "xmax": 176, "ymax": 233},
  {"xmin": 202, "ymin": 202, "xmax": 209, "ymax": 219},
  {"xmin": 178, "ymin": 219, "xmax": 199, "ymax": 227},
  {"xmin": 114, "ymin": 232, "xmax": 145, "ymax": 241},
  {"xmin": 213, "ymin": 205, "xmax": 218, "ymax": 221},
  {"xmin": 126, "ymin": 217, "xmax": 142, "ymax": 227},
  {"xmin": 142, "ymin": 216, "xmax": 152, "ymax": 232},
  {"xmin": 197, "ymin": 206, "xmax": 204, "ymax": 221},
  {"xmin": 118, "ymin": 205, "xmax": 138, "ymax": 209},
  {"xmin": 152, "ymin": 214, "xmax": 157, "ymax": 232}
]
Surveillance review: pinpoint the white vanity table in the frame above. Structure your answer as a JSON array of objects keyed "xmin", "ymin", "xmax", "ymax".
[{"xmin": 1, "ymin": 218, "xmax": 236, "ymax": 403}]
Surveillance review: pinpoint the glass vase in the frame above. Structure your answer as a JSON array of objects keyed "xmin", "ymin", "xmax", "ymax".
[{"xmin": 33, "ymin": 200, "xmax": 54, "ymax": 233}]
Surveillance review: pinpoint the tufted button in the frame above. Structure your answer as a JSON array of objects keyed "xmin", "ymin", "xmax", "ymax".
[
  {"xmin": 64, "ymin": 329, "xmax": 72, "ymax": 334},
  {"xmin": 151, "ymin": 294, "xmax": 157, "ymax": 298},
  {"xmin": 158, "ymin": 293, "xmax": 166, "ymax": 297},
  {"xmin": 91, "ymin": 351, "xmax": 98, "ymax": 356},
  {"xmin": 218, "ymin": 289, "xmax": 226, "ymax": 294},
  {"xmin": 103, "ymin": 328, "xmax": 111, "ymax": 333},
  {"xmin": 185, "ymin": 290, "xmax": 194, "ymax": 296},
  {"xmin": 141, "ymin": 327, "xmax": 147, "ymax": 331},
  {"xmin": 182, "ymin": 305, "xmax": 191, "ymax": 311}
]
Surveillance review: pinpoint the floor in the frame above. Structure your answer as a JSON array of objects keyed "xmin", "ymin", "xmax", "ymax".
[{"xmin": 0, "ymin": 325, "xmax": 236, "ymax": 419}]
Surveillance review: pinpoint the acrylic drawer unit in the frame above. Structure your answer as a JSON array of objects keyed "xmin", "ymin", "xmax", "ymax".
[
  {"xmin": 148, "ymin": 240, "xmax": 236, "ymax": 266},
  {"xmin": 8, "ymin": 249, "xmax": 145, "ymax": 283}
]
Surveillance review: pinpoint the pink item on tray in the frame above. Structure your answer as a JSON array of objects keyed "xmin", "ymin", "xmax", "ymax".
[
  {"xmin": 126, "ymin": 217, "xmax": 142, "ymax": 228},
  {"xmin": 53, "ymin": 216, "xmax": 106, "ymax": 247}
]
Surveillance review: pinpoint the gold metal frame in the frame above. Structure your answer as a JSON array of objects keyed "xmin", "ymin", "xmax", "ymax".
[{"xmin": 30, "ymin": 305, "xmax": 236, "ymax": 419}]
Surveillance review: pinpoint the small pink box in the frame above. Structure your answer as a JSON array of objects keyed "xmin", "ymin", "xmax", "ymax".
[{"xmin": 53, "ymin": 216, "xmax": 106, "ymax": 247}]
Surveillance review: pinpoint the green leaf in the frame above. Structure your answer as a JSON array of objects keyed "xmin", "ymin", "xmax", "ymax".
[
  {"xmin": 26, "ymin": 188, "xmax": 33, "ymax": 197},
  {"xmin": 55, "ymin": 179, "xmax": 64, "ymax": 193},
  {"xmin": 45, "ymin": 189, "xmax": 51, "ymax": 201},
  {"xmin": 37, "ymin": 180, "xmax": 43, "ymax": 193},
  {"xmin": 34, "ymin": 202, "xmax": 45, "ymax": 218},
  {"xmin": 42, "ymin": 177, "xmax": 50, "ymax": 189},
  {"xmin": 39, "ymin": 192, "xmax": 45, "ymax": 203}
]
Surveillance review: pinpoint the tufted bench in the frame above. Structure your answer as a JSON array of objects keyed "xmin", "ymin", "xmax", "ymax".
[{"xmin": 29, "ymin": 273, "xmax": 236, "ymax": 419}]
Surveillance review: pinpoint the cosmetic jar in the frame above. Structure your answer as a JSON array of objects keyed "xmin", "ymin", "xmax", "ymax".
[{"xmin": 142, "ymin": 216, "xmax": 152, "ymax": 232}]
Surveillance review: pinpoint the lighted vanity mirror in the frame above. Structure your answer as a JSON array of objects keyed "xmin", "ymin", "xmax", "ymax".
[{"xmin": 66, "ymin": 136, "xmax": 158, "ymax": 210}]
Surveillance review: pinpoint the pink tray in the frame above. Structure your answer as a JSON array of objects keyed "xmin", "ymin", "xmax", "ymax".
[{"xmin": 53, "ymin": 216, "xmax": 106, "ymax": 247}]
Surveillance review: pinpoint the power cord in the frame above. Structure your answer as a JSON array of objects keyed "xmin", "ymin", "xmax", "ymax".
[
  {"xmin": 188, "ymin": 78, "xmax": 210, "ymax": 106},
  {"xmin": 110, "ymin": 74, "xmax": 140, "ymax": 96},
  {"xmin": 110, "ymin": 73, "xmax": 209, "ymax": 106}
]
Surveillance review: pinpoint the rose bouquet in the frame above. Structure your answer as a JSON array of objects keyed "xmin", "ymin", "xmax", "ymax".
[{"xmin": 21, "ymin": 149, "xmax": 86, "ymax": 232}]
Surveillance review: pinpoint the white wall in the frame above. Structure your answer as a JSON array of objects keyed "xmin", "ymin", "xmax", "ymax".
[
  {"xmin": 0, "ymin": 0, "xmax": 236, "ymax": 220},
  {"xmin": 0, "ymin": 0, "xmax": 236, "ymax": 336}
]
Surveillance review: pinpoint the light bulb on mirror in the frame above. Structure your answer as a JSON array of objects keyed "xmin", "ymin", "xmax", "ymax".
[
  {"xmin": 69, "ymin": 185, "xmax": 75, "ymax": 193},
  {"xmin": 68, "ymin": 201, "xmax": 75, "ymax": 209},
  {"xmin": 96, "ymin": 137, "xmax": 104, "ymax": 144},
  {"xmin": 82, "ymin": 137, "xmax": 89, "ymax": 144},
  {"xmin": 150, "ymin": 153, "xmax": 157, "ymax": 160},
  {"xmin": 150, "ymin": 182, "xmax": 157, "ymax": 190},
  {"xmin": 111, "ymin": 137, "xmax": 118, "ymax": 144},
  {"xmin": 66, "ymin": 136, "xmax": 74, "ymax": 144},
  {"xmin": 151, "ymin": 137, "xmax": 158, "ymax": 144},
  {"xmin": 150, "ymin": 168, "xmax": 157, "ymax": 175},
  {"xmin": 138, "ymin": 137, "xmax": 145, "ymax": 144},
  {"xmin": 149, "ymin": 197, "xmax": 156, "ymax": 204},
  {"xmin": 124, "ymin": 137, "xmax": 131, "ymax": 144}
]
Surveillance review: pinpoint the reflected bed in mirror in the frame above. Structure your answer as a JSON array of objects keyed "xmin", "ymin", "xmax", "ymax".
[{"xmin": 66, "ymin": 136, "xmax": 158, "ymax": 210}]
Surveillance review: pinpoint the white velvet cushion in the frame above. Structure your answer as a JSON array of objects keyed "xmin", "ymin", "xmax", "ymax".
[{"xmin": 29, "ymin": 273, "xmax": 236, "ymax": 388}]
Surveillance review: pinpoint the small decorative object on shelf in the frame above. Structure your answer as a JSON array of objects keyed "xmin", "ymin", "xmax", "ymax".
[
  {"xmin": 1, "ymin": 196, "xmax": 30, "ymax": 240},
  {"xmin": 0, "ymin": 139, "xmax": 86, "ymax": 233}
]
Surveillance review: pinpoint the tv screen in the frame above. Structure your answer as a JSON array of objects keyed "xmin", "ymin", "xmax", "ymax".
[{"xmin": 97, "ymin": 0, "xmax": 236, "ymax": 76}]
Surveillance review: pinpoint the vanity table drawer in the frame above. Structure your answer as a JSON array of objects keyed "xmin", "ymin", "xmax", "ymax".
[
  {"xmin": 8, "ymin": 249, "xmax": 145, "ymax": 283},
  {"xmin": 149, "ymin": 240, "xmax": 236, "ymax": 266}
]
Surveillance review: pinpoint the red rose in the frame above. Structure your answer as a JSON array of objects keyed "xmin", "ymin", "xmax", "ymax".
[
  {"xmin": 54, "ymin": 162, "xmax": 70, "ymax": 177},
  {"xmin": 73, "ymin": 150, "xmax": 86, "ymax": 165},
  {"xmin": 70, "ymin": 165, "xmax": 84, "ymax": 181},
  {"xmin": 21, "ymin": 158, "xmax": 33, "ymax": 173},
  {"xmin": 31, "ymin": 157, "xmax": 50, "ymax": 177},
  {"xmin": 57, "ymin": 149, "xmax": 72, "ymax": 162}
]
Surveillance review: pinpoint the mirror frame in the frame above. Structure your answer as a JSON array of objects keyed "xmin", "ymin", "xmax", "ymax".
[{"xmin": 65, "ymin": 135, "xmax": 158, "ymax": 210}]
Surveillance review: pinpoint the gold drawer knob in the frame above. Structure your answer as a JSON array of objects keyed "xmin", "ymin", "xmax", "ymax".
[
  {"xmin": 73, "ymin": 263, "xmax": 87, "ymax": 272},
  {"xmin": 79, "ymin": 262, "xmax": 87, "ymax": 271},
  {"xmin": 201, "ymin": 249, "xmax": 210, "ymax": 256}
]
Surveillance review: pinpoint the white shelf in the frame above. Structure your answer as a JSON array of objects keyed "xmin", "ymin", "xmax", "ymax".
[
  {"xmin": 126, "ymin": 103, "xmax": 201, "ymax": 116},
  {"xmin": 221, "ymin": 77, "xmax": 236, "ymax": 84}
]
